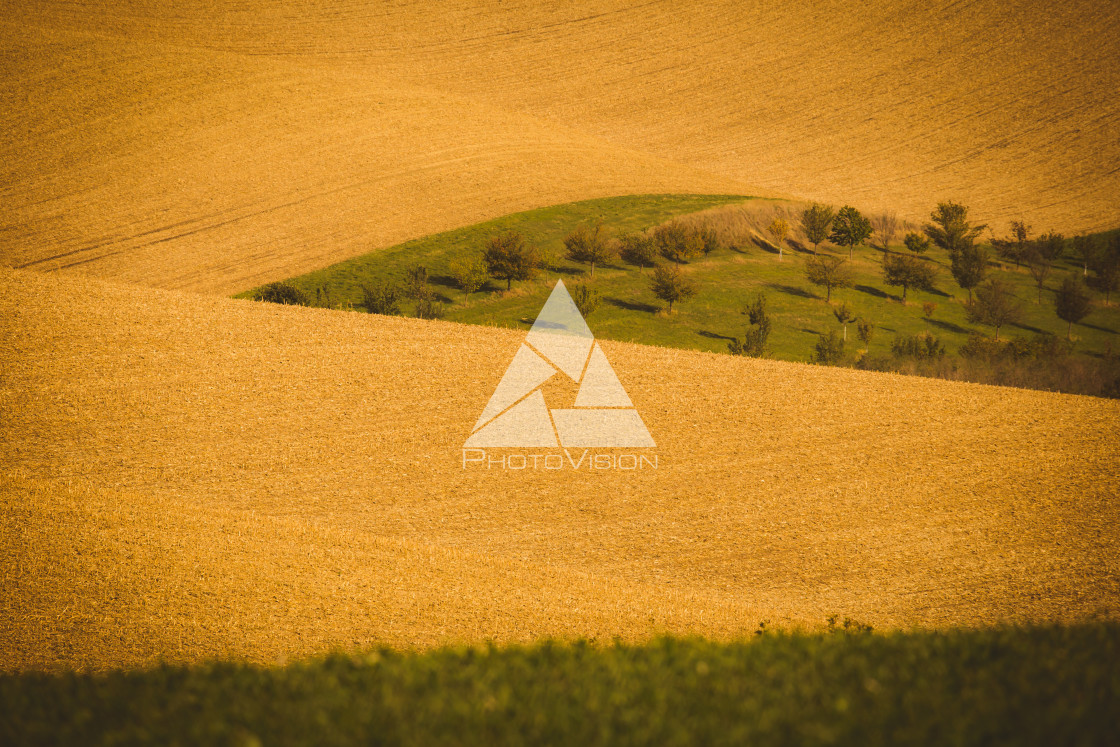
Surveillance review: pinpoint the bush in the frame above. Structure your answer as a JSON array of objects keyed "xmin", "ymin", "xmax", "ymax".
[
  {"xmin": 891, "ymin": 333, "xmax": 945, "ymax": 360},
  {"xmin": 361, "ymin": 281, "xmax": 402, "ymax": 316},
  {"xmin": 728, "ymin": 293, "xmax": 771, "ymax": 357},
  {"xmin": 570, "ymin": 283, "xmax": 601, "ymax": 318},
  {"xmin": 813, "ymin": 330, "xmax": 845, "ymax": 364},
  {"xmin": 254, "ymin": 282, "xmax": 308, "ymax": 306}
]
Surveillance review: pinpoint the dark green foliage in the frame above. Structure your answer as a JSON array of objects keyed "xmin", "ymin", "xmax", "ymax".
[
  {"xmin": 828, "ymin": 205, "xmax": 873, "ymax": 259},
  {"xmin": 1054, "ymin": 276, "xmax": 1092, "ymax": 339},
  {"xmin": 923, "ymin": 201, "xmax": 987, "ymax": 255},
  {"xmin": 881, "ymin": 252, "xmax": 936, "ymax": 300},
  {"xmin": 1087, "ymin": 234, "xmax": 1120, "ymax": 303},
  {"xmin": 618, "ymin": 232, "xmax": 658, "ymax": 273},
  {"xmin": 4, "ymin": 625, "xmax": 1119, "ymax": 747},
  {"xmin": 728, "ymin": 293, "xmax": 771, "ymax": 356},
  {"xmin": 448, "ymin": 255, "xmax": 490, "ymax": 297},
  {"xmin": 483, "ymin": 231, "xmax": 541, "ymax": 291},
  {"xmin": 570, "ymin": 283, "xmax": 601, "ymax": 318},
  {"xmin": 856, "ymin": 317, "xmax": 875, "ymax": 350},
  {"xmin": 967, "ymin": 277, "xmax": 1023, "ymax": 340},
  {"xmin": 960, "ymin": 332, "xmax": 1072, "ymax": 362},
  {"xmin": 1035, "ymin": 232, "xmax": 1066, "ymax": 264},
  {"xmin": 404, "ymin": 265, "xmax": 429, "ymax": 300},
  {"xmin": 414, "ymin": 295, "xmax": 445, "ymax": 320},
  {"xmin": 903, "ymin": 232, "xmax": 931, "ymax": 254},
  {"xmin": 1072, "ymin": 234, "xmax": 1098, "ymax": 277},
  {"xmin": 1025, "ymin": 248, "xmax": 1052, "ymax": 304},
  {"xmin": 254, "ymin": 282, "xmax": 309, "ymax": 306},
  {"xmin": 800, "ymin": 203, "xmax": 835, "ymax": 249},
  {"xmin": 892, "ymin": 332, "xmax": 945, "ymax": 360},
  {"xmin": 813, "ymin": 329, "xmax": 845, "ymax": 364},
  {"xmin": 804, "ymin": 254, "xmax": 853, "ymax": 302},
  {"xmin": 650, "ymin": 263, "xmax": 698, "ymax": 313},
  {"xmin": 654, "ymin": 221, "xmax": 705, "ymax": 264},
  {"xmin": 697, "ymin": 225, "xmax": 721, "ymax": 255},
  {"xmin": 361, "ymin": 281, "xmax": 402, "ymax": 316},
  {"xmin": 564, "ymin": 222, "xmax": 615, "ymax": 277},
  {"xmin": 950, "ymin": 243, "xmax": 989, "ymax": 304}
]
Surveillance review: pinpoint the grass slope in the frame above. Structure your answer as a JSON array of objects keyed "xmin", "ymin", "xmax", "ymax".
[
  {"xmin": 4, "ymin": 625, "xmax": 1118, "ymax": 746},
  {"xmin": 261, "ymin": 196, "xmax": 1120, "ymax": 366},
  {"xmin": 4, "ymin": 267, "xmax": 1119, "ymax": 670}
]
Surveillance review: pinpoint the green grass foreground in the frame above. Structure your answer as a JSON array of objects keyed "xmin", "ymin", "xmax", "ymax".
[{"xmin": 4, "ymin": 624, "xmax": 1118, "ymax": 746}]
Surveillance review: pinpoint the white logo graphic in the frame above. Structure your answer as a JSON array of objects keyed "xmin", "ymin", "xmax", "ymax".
[{"xmin": 465, "ymin": 280, "xmax": 655, "ymax": 448}]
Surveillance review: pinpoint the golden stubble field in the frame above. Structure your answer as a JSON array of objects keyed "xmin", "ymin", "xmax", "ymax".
[
  {"xmin": 3, "ymin": 0, "xmax": 1120, "ymax": 294},
  {"xmin": 2, "ymin": 267, "xmax": 1117, "ymax": 671}
]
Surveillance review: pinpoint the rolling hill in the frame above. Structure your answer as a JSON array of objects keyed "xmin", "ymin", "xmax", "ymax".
[
  {"xmin": 2, "ymin": 266, "xmax": 1117, "ymax": 671},
  {"xmin": 3, "ymin": 0, "xmax": 1119, "ymax": 295}
]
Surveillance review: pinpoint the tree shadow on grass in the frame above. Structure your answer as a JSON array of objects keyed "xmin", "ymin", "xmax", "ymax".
[
  {"xmin": 926, "ymin": 287, "xmax": 951, "ymax": 298},
  {"xmin": 855, "ymin": 284, "xmax": 892, "ymax": 300},
  {"xmin": 1081, "ymin": 321, "xmax": 1117, "ymax": 334},
  {"xmin": 606, "ymin": 297, "xmax": 659, "ymax": 313},
  {"xmin": 699, "ymin": 330, "xmax": 737, "ymax": 342},
  {"xmin": 765, "ymin": 282, "xmax": 819, "ymax": 300},
  {"xmin": 929, "ymin": 318, "xmax": 970, "ymax": 334}
]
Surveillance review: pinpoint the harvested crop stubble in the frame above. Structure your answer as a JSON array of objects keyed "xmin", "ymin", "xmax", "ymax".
[{"xmin": 1, "ymin": 268, "xmax": 1118, "ymax": 671}]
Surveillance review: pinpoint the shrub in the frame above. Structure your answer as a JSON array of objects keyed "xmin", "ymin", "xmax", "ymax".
[
  {"xmin": 904, "ymin": 232, "xmax": 931, "ymax": 254},
  {"xmin": 414, "ymin": 295, "xmax": 445, "ymax": 320},
  {"xmin": 449, "ymin": 256, "xmax": 489, "ymax": 297},
  {"xmin": 361, "ymin": 281, "xmax": 402, "ymax": 316},
  {"xmin": 570, "ymin": 283, "xmax": 601, "ymax": 318},
  {"xmin": 254, "ymin": 282, "xmax": 308, "ymax": 306},
  {"xmin": 728, "ymin": 293, "xmax": 771, "ymax": 357},
  {"xmin": 812, "ymin": 330, "xmax": 845, "ymax": 364},
  {"xmin": 654, "ymin": 221, "xmax": 705, "ymax": 264},
  {"xmin": 891, "ymin": 333, "xmax": 945, "ymax": 360}
]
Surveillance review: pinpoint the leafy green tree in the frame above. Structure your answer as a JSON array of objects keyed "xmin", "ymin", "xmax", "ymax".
[
  {"xmin": 618, "ymin": 232, "xmax": 658, "ymax": 274},
  {"xmin": 829, "ymin": 205, "xmax": 873, "ymax": 259},
  {"xmin": 813, "ymin": 330, "xmax": 845, "ymax": 364},
  {"xmin": 1025, "ymin": 248, "xmax": 1052, "ymax": 304},
  {"xmin": 856, "ymin": 317, "xmax": 875, "ymax": 351},
  {"xmin": 1036, "ymin": 232, "xmax": 1066, "ymax": 264},
  {"xmin": 728, "ymin": 293, "xmax": 771, "ymax": 356},
  {"xmin": 1087, "ymin": 234, "xmax": 1120, "ymax": 304},
  {"xmin": 804, "ymin": 254, "xmax": 853, "ymax": 302},
  {"xmin": 564, "ymin": 222, "xmax": 614, "ymax": 278},
  {"xmin": 950, "ymin": 243, "xmax": 989, "ymax": 304},
  {"xmin": 449, "ymin": 255, "xmax": 490, "ymax": 298},
  {"xmin": 255, "ymin": 282, "xmax": 308, "ymax": 306},
  {"xmin": 650, "ymin": 263, "xmax": 698, "ymax": 314},
  {"xmin": 904, "ymin": 232, "xmax": 931, "ymax": 254},
  {"xmin": 1009, "ymin": 219, "xmax": 1031, "ymax": 267},
  {"xmin": 800, "ymin": 203, "xmax": 835, "ymax": 250},
  {"xmin": 767, "ymin": 217, "xmax": 790, "ymax": 261},
  {"xmin": 967, "ymin": 277, "xmax": 1022, "ymax": 340},
  {"xmin": 570, "ymin": 282, "xmax": 601, "ymax": 318},
  {"xmin": 882, "ymin": 252, "xmax": 936, "ymax": 300},
  {"xmin": 1054, "ymin": 276, "xmax": 1092, "ymax": 340},
  {"xmin": 483, "ymin": 231, "xmax": 540, "ymax": 291},
  {"xmin": 832, "ymin": 303, "xmax": 855, "ymax": 341},
  {"xmin": 361, "ymin": 281, "xmax": 402, "ymax": 315},
  {"xmin": 923, "ymin": 201, "xmax": 987, "ymax": 255},
  {"xmin": 654, "ymin": 221, "xmax": 704, "ymax": 264}
]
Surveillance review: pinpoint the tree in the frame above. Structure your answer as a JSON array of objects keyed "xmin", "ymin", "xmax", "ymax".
[
  {"xmin": 903, "ymin": 232, "xmax": 931, "ymax": 254},
  {"xmin": 923, "ymin": 201, "xmax": 987, "ymax": 255},
  {"xmin": 728, "ymin": 293, "xmax": 771, "ymax": 357},
  {"xmin": 414, "ymin": 295, "xmax": 445, "ymax": 320},
  {"xmin": 255, "ymin": 282, "xmax": 308, "ymax": 306},
  {"xmin": 1054, "ymin": 276, "xmax": 1092, "ymax": 340},
  {"xmin": 449, "ymin": 255, "xmax": 489, "ymax": 298},
  {"xmin": 800, "ymin": 203, "xmax": 835, "ymax": 250},
  {"xmin": 618, "ymin": 232, "xmax": 658, "ymax": 274},
  {"xmin": 1025, "ymin": 248, "xmax": 1052, "ymax": 304},
  {"xmin": 570, "ymin": 282, "xmax": 601, "ymax": 318},
  {"xmin": 697, "ymin": 225, "xmax": 721, "ymax": 255},
  {"xmin": 804, "ymin": 254, "xmax": 853, "ymax": 302},
  {"xmin": 950, "ymin": 243, "xmax": 989, "ymax": 304},
  {"xmin": 564, "ymin": 222, "xmax": 614, "ymax": 278},
  {"xmin": 813, "ymin": 330, "xmax": 844, "ymax": 365},
  {"xmin": 832, "ymin": 303, "xmax": 855, "ymax": 341},
  {"xmin": 1009, "ymin": 219, "xmax": 1031, "ymax": 267},
  {"xmin": 767, "ymin": 217, "xmax": 790, "ymax": 261},
  {"xmin": 404, "ymin": 265, "xmax": 430, "ymax": 300},
  {"xmin": 967, "ymin": 277, "xmax": 1022, "ymax": 340},
  {"xmin": 1035, "ymin": 232, "xmax": 1066, "ymax": 264},
  {"xmin": 882, "ymin": 252, "xmax": 936, "ymax": 300},
  {"xmin": 654, "ymin": 221, "xmax": 704, "ymax": 264},
  {"xmin": 856, "ymin": 317, "xmax": 875, "ymax": 351},
  {"xmin": 650, "ymin": 263, "xmax": 697, "ymax": 314},
  {"xmin": 483, "ymin": 231, "xmax": 540, "ymax": 291},
  {"xmin": 872, "ymin": 212, "xmax": 900, "ymax": 251},
  {"xmin": 922, "ymin": 302, "xmax": 937, "ymax": 330},
  {"xmin": 829, "ymin": 205, "xmax": 873, "ymax": 260},
  {"xmin": 1087, "ymin": 234, "xmax": 1120, "ymax": 304},
  {"xmin": 1072, "ymin": 234, "xmax": 1098, "ymax": 277},
  {"xmin": 361, "ymin": 281, "xmax": 402, "ymax": 315}
]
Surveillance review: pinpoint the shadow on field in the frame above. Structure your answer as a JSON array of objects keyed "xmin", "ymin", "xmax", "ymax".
[
  {"xmin": 1081, "ymin": 321, "xmax": 1117, "ymax": 334},
  {"xmin": 765, "ymin": 282, "xmax": 818, "ymax": 299},
  {"xmin": 607, "ymin": 297, "xmax": 659, "ymax": 313},
  {"xmin": 929, "ymin": 319, "xmax": 970, "ymax": 334},
  {"xmin": 1010, "ymin": 321, "xmax": 1045, "ymax": 334},
  {"xmin": 699, "ymin": 330, "xmax": 737, "ymax": 342},
  {"xmin": 855, "ymin": 284, "xmax": 891, "ymax": 300}
]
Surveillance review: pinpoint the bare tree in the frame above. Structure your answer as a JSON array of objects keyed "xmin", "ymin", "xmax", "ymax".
[{"xmin": 872, "ymin": 212, "xmax": 900, "ymax": 251}]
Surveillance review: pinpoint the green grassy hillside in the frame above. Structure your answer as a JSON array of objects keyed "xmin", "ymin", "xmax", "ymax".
[
  {"xmin": 4, "ymin": 624, "xmax": 1117, "ymax": 746},
  {"xmin": 241, "ymin": 195, "xmax": 1120, "ymax": 371}
]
